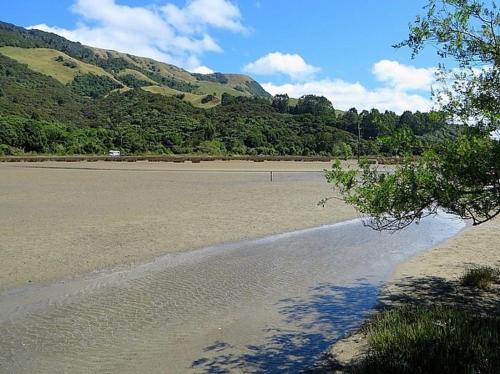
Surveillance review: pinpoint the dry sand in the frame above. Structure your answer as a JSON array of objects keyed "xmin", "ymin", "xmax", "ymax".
[
  {"xmin": 329, "ymin": 217, "xmax": 500, "ymax": 371},
  {"xmin": 0, "ymin": 160, "xmax": 357, "ymax": 291}
]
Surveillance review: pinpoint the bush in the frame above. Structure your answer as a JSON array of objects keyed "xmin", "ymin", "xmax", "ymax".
[
  {"xmin": 460, "ymin": 266, "xmax": 500, "ymax": 290},
  {"xmin": 201, "ymin": 94, "xmax": 215, "ymax": 104},
  {"xmin": 358, "ymin": 306, "xmax": 500, "ymax": 374},
  {"xmin": 197, "ymin": 140, "xmax": 226, "ymax": 155},
  {"xmin": 0, "ymin": 144, "xmax": 22, "ymax": 155},
  {"xmin": 70, "ymin": 73, "xmax": 122, "ymax": 99}
]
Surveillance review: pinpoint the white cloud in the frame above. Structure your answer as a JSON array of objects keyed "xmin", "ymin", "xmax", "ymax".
[
  {"xmin": 372, "ymin": 59, "xmax": 436, "ymax": 90},
  {"xmin": 243, "ymin": 52, "xmax": 319, "ymax": 81},
  {"xmin": 261, "ymin": 60, "xmax": 436, "ymax": 113},
  {"xmin": 190, "ymin": 65, "xmax": 215, "ymax": 74},
  {"xmin": 162, "ymin": 0, "xmax": 245, "ymax": 34},
  {"xmin": 28, "ymin": 0, "xmax": 245, "ymax": 71}
]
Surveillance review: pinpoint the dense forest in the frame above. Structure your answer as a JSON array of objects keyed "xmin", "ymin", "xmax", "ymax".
[{"xmin": 0, "ymin": 21, "xmax": 459, "ymax": 156}]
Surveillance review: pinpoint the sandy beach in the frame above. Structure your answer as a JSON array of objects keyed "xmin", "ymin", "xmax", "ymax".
[
  {"xmin": 0, "ymin": 160, "xmax": 357, "ymax": 291},
  {"xmin": 329, "ymin": 217, "xmax": 500, "ymax": 370}
]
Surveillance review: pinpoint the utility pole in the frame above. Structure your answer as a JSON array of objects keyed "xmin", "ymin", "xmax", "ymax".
[{"xmin": 357, "ymin": 121, "xmax": 361, "ymax": 162}]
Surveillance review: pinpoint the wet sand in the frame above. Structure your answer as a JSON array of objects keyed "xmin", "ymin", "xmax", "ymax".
[
  {"xmin": 0, "ymin": 213, "xmax": 464, "ymax": 373},
  {"xmin": 0, "ymin": 160, "xmax": 356, "ymax": 290},
  {"xmin": 329, "ymin": 217, "xmax": 500, "ymax": 369}
]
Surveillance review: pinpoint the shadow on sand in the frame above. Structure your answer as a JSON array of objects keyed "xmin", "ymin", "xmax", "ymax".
[
  {"xmin": 320, "ymin": 274, "xmax": 500, "ymax": 373},
  {"xmin": 191, "ymin": 282, "xmax": 380, "ymax": 373},
  {"xmin": 379, "ymin": 275, "xmax": 500, "ymax": 315}
]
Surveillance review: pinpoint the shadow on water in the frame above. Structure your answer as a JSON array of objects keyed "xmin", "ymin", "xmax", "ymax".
[{"xmin": 191, "ymin": 282, "xmax": 380, "ymax": 373}]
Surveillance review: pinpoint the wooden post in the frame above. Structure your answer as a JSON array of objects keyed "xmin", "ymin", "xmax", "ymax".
[{"xmin": 270, "ymin": 171, "xmax": 273, "ymax": 182}]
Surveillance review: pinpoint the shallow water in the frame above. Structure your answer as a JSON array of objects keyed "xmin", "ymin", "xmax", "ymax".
[{"xmin": 0, "ymin": 214, "xmax": 464, "ymax": 373}]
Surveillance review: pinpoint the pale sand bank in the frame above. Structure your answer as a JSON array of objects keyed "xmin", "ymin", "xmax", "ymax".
[
  {"xmin": 329, "ymin": 217, "xmax": 500, "ymax": 370},
  {"xmin": 0, "ymin": 161, "xmax": 356, "ymax": 291}
]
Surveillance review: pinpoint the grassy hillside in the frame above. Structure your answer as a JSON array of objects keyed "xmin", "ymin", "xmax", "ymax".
[
  {"xmin": 0, "ymin": 20, "xmax": 458, "ymax": 158},
  {"xmin": 0, "ymin": 21, "xmax": 270, "ymax": 103},
  {"xmin": 142, "ymin": 85, "xmax": 220, "ymax": 109},
  {"xmin": 0, "ymin": 46, "xmax": 117, "ymax": 84},
  {"xmin": 116, "ymin": 68, "xmax": 157, "ymax": 85},
  {"xmin": 0, "ymin": 54, "xmax": 86, "ymax": 125}
]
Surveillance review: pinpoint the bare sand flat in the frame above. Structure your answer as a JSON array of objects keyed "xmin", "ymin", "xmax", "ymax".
[
  {"xmin": 387, "ymin": 218, "xmax": 500, "ymax": 282},
  {"xmin": 0, "ymin": 161, "xmax": 356, "ymax": 291},
  {"xmin": 329, "ymin": 218, "xmax": 500, "ymax": 369}
]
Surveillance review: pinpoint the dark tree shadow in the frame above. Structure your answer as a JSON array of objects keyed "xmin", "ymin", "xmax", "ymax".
[
  {"xmin": 322, "ymin": 275, "xmax": 500, "ymax": 373},
  {"xmin": 191, "ymin": 282, "xmax": 381, "ymax": 373},
  {"xmin": 379, "ymin": 275, "xmax": 500, "ymax": 316}
]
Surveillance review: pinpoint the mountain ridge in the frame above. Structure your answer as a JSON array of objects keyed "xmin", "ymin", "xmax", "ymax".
[{"xmin": 0, "ymin": 20, "xmax": 270, "ymax": 107}]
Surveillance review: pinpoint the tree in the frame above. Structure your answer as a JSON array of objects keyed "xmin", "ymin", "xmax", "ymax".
[
  {"xmin": 272, "ymin": 94, "xmax": 290, "ymax": 113},
  {"xmin": 294, "ymin": 95, "xmax": 334, "ymax": 115},
  {"xmin": 326, "ymin": 0, "xmax": 499, "ymax": 230}
]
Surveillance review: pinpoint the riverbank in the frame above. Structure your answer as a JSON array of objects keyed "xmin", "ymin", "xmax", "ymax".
[
  {"xmin": 326, "ymin": 217, "xmax": 500, "ymax": 372},
  {"xmin": 0, "ymin": 160, "xmax": 357, "ymax": 291}
]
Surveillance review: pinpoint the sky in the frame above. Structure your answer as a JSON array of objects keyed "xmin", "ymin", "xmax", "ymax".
[{"xmin": 0, "ymin": 0, "xmax": 445, "ymax": 113}]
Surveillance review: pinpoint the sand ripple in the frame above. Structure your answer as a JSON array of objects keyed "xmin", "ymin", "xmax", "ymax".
[{"xmin": 0, "ymin": 215, "xmax": 464, "ymax": 373}]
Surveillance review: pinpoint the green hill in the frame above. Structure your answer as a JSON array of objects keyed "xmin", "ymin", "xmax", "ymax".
[
  {"xmin": 0, "ymin": 20, "xmax": 458, "ymax": 157},
  {"xmin": 0, "ymin": 21, "xmax": 270, "ymax": 108}
]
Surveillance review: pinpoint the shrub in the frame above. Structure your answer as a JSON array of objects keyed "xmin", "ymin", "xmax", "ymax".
[
  {"xmin": 70, "ymin": 73, "xmax": 122, "ymax": 99},
  {"xmin": 358, "ymin": 306, "xmax": 500, "ymax": 374},
  {"xmin": 201, "ymin": 94, "xmax": 214, "ymax": 104},
  {"xmin": 460, "ymin": 266, "xmax": 500, "ymax": 290},
  {"xmin": 0, "ymin": 144, "xmax": 22, "ymax": 155}
]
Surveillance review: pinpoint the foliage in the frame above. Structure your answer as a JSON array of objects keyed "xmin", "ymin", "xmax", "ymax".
[
  {"xmin": 70, "ymin": 73, "xmax": 123, "ymax": 98},
  {"xmin": 118, "ymin": 74, "xmax": 151, "ymax": 88},
  {"xmin": 395, "ymin": 0, "xmax": 499, "ymax": 129},
  {"xmin": 358, "ymin": 305, "xmax": 500, "ymax": 374},
  {"xmin": 0, "ymin": 54, "xmax": 86, "ymax": 125},
  {"xmin": 293, "ymin": 94, "xmax": 334, "ymax": 115},
  {"xmin": 326, "ymin": 0, "xmax": 499, "ymax": 228},
  {"xmin": 333, "ymin": 142, "xmax": 354, "ymax": 160},
  {"xmin": 145, "ymin": 70, "xmax": 199, "ymax": 93},
  {"xmin": 327, "ymin": 129, "xmax": 500, "ymax": 229},
  {"xmin": 460, "ymin": 266, "xmax": 500, "ymax": 289},
  {"xmin": 196, "ymin": 140, "xmax": 227, "ymax": 155},
  {"xmin": 0, "ymin": 70, "xmax": 458, "ymax": 157},
  {"xmin": 0, "ymin": 21, "xmax": 460, "ymax": 157},
  {"xmin": 192, "ymin": 72, "xmax": 229, "ymax": 84},
  {"xmin": 272, "ymin": 94, "xmax": 290, "ymax": 113},
  {"xmin": 201, "ymin": 94, "xmax": 215, "ymax": 104},
  {"xmin": 0, "ymin": 115, "xmax": 109, "ymax": 154}
]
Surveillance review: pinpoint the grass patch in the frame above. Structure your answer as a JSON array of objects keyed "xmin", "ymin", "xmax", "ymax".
[
  {"xmin": 142, "ymin": 85, "xmax": 221, "ymax": 108},
  {"xmin": 0, "ymin": 47, "xmax": 116, "ymax": 84},
  {"xmin": 357, "ymin": 306, "xmax": 500, "ymax": 374},
  {"xmin": 460, "ymin": 266, "xmax": 500, "ymax": 290}
]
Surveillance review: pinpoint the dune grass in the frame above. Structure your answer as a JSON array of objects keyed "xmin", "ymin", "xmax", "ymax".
[
  {"xmin": 357, "ymin": 305, "xmax": 500, "ymax": 374},
  {"xmin": 460, "ymin": 266, "xmax": 500, "ymax": 290}
]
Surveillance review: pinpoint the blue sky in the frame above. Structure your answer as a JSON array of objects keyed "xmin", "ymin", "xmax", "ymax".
[{"xmin": 0, "ymin": 0, "xmax": 443, "ymax": 112}]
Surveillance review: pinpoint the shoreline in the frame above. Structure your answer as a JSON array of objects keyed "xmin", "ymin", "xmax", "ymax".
[{"xmin": 323, "ymin": 217, "xmax": 500, "ymax": 371}]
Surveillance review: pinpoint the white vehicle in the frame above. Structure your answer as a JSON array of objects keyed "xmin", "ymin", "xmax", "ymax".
[{"xmin": 108, "ymin": 150, "xmax": 121, "ymax": 157}]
